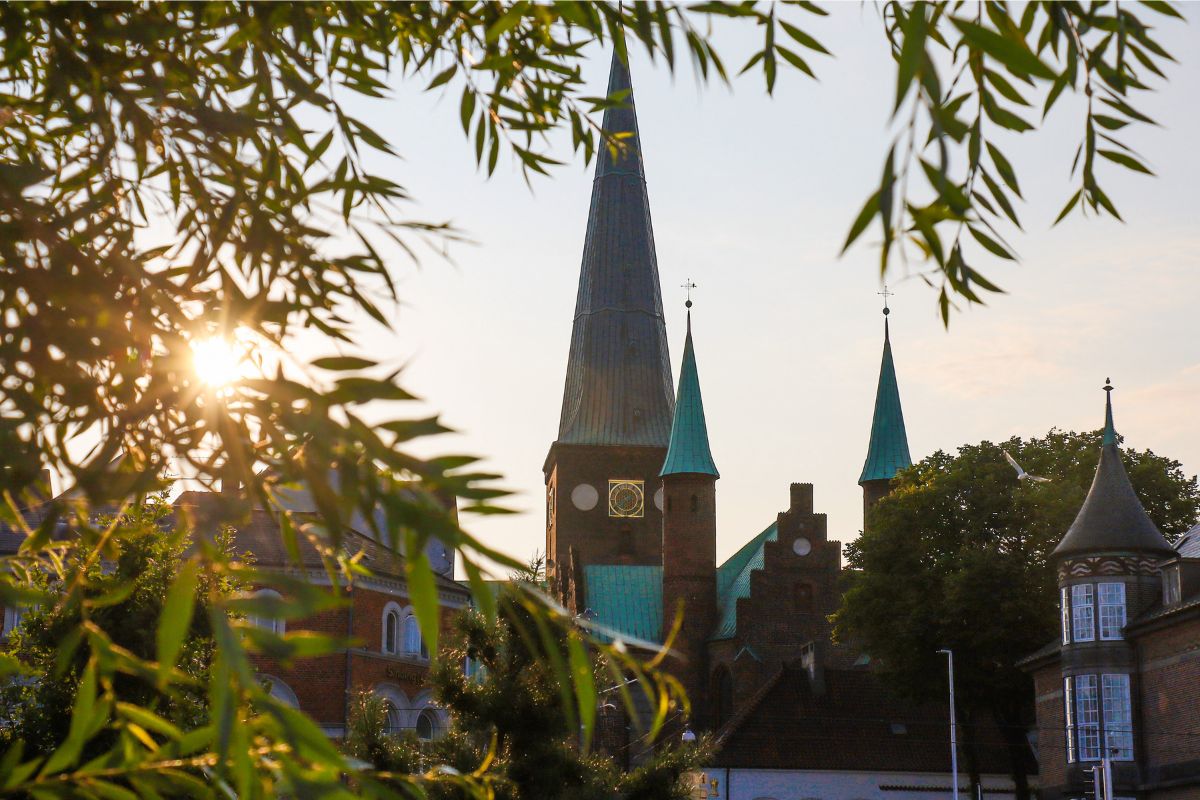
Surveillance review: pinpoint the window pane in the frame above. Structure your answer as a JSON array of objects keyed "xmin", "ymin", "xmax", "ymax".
[
  {"xmin": 403, "ymin": 615, "xmax": 421, "ymax": 654},
  {"xmin": 1075, "ymin": 674, "xmax": 1100, "ymax": 761},
  {"xmin": 385, "ymin": 611, "xmax": 397, "ymax": 654},
  {"xmin": 1061, "ymin": 587, "xmax": 1071, "ymax": 645},
  {"xmin": 416, "ymin": 711, "xmax": 434, "ymax": 740},
  {"xmin": 1098, "ymin": 583, "xmax": 1126, "ymax": 641},
  {"xmin": 1071, "ymin": 585, "xmax": 1095, "ymax": 642},
  {"xmin": 1102, "ymin": 674, "xmax": 1134, "ymax": 761},
  {"xmin": 1064, "ymin": 677, "xmax": 1076, "ymax": 763}
]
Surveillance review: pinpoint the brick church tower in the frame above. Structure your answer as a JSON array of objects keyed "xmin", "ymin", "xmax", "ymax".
[
  {"xmin": 659, "ymin": 306, "xmax": 719, "ymax": 721},
  {"xmin": 545, "ymin": 52, "xmax": 674, "ymax": 589},
  {"xmin": 858, "ymin": 302, "xmax": 911, "ymax": 526}
]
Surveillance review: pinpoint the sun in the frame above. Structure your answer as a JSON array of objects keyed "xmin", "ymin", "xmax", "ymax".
[{"xmin": 190, "ymin": 336, "xmax": 245, "ymax": 389}]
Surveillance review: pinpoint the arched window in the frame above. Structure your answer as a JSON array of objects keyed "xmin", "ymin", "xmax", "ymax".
[
  {"xmin": 713, "ymin": 666, "xmax": 733, "ymax": 727},
  {"xmin": 248, "ymin": 590, "xmax": 284, "ymax": 635},
  {"xmin": 795, "ymin": 583, "xmax": 814, "ymax": 614},
  {"xmin": 403, "ymin": 613, "xmax": 426, "ymax": 658},
  {"xmin": 382, "ymin": 602, "xmax": 404, "ymax": 655},
  {"xmin": 416, "ymin": 710, "xmax": 436, "ymax": 741},
  {"xmin": 383, "ymin": 701, "xmax": 402, "ymax": 734},
  {"xmin": 690, "ymin": 494, "xmax": 699, "ymax": 512}
]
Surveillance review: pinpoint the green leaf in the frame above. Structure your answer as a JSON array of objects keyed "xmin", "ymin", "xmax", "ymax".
[
  {"xmin": 157, "ymin": 560, "xmax": 200, "ymax": 682},
  {"xmin": 1098, "ymin": 149, "xmax": 1155, "ymax": 175},
  {"xmin": 895, "ymin": 3, "xmax": 929, "ymax": 112},
  {"xmin": 567, "ymin": 634, "xmax": 596, "ymax": 752},
  {"xmin": 311, "ymin": 356, "xmax": 376, "ymax": 371},
  {"xmin": 779, "ymin": 20, "xmax": 830, "ymax": 55},
  {"xmin": 951, "ymin": 18, "xmax": 1057, "ymax": 80},
  {"xmin": 986, "ymin": 143, "xmax": 1022, "ymax": 198},
  {"xmin": 404, "ymin": 546, "xmax": 439, "ymax": 663},
  {"xmin": 427, "ymin": 63, "xmax": 457, "ymax": 91},
  {"xmin": 968, "ymin": 226, "xmax": 1016, "ymax": 260},
  {"xmin": 841, "ymin": 190, "xmax": 879, "ymax": 254},
  {"xmin": 1053, "ymin": 189, "xmax": 1083, "ymax": 225}
]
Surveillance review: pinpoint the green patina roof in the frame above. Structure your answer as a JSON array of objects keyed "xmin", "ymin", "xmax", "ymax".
[
  {"xmin": 661, "ymin": 312, "xmax": 719, "ymax": 478},
  {"xmin": 583, "ymin": 564, "xmax": 663, "ymax": 644},
  {"xmin": 712, "ymin": 521, "xmax": 778, "ymax": 640},
  {"xmin": 581, "ymin": 520, "xmax": 778, "ymax": 643},
  {"xmin": 859, "ymin": 317, "xmax": 912, "ymax": 484}
]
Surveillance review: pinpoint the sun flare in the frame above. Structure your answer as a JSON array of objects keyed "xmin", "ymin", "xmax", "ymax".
[{"xmin": 190, "ymin": 336, "xmax": 244, "ymax": 389}]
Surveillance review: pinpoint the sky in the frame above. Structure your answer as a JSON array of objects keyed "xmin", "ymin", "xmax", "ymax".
[{"xmin": 321, "ymin": 6, "xmax": 1200, "ymax": 572}]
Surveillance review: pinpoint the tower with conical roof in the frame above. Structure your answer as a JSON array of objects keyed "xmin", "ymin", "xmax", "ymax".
[
  {"xmin": 660, "ymin": 301, "xmax": 719, "ymax": 724},
  {"xmin": 858, "ymin": 302, "xmax": 912, "ymax": 526},
  {"xmin": 545, "ymin": 52, "xmax": 675, "ymax": 586},
  {"xmin": 1051, "ymin": 381, "xmax": 1175, "ymax": 796}
]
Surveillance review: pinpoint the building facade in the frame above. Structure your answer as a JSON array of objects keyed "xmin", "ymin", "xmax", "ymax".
[
  {"xmin": 546, "ymin": 52, "xmax": 1028, "ymax": 797},
  {"xmin": 1021, "ymin": 388, "xmax": 1200, "ymax": 799}
]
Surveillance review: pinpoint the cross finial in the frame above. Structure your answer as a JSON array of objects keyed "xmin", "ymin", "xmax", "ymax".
[
  {"xmin": 878, "ymin": 284, "xmax": 893, "ymax": 316},
  {"xmin": 681, "ymin": 279, "xmax": 697, "ymax": 309}
]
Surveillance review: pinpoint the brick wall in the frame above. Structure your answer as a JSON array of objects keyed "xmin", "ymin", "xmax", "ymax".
[
  {"xmin": 1031, "ymin": 661, "xmax": 1067, "ymax": 791},
  {"xmin": 1136, "ymin": 611, "xmax": 1200, "ymax": 786}
]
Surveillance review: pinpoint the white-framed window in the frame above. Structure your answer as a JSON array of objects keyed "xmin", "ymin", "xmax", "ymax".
[
  {"xmin": 1098, "ymin": 583, "xmax": 1126, "ymax": 641},
  {"xmin": 1064, "ymin": 676, "xmax": 1076, "ymax": 763},
  {"xmin": 402, "ymin": 613, "xmax": 427, "ymax": 659},
  {"xmin": 1071, "ymin": 584, "xmax": 1095, "ymax": 643},
  {"xmin": 1075, "ymin": 674, "xmax": 1101, "ymax": 761},
  {"xmin": 248, "ymin": 589, "xmax": 285, "ymax": 635},
  {"xmin": 1102, "ymin": 674, "xmax": 1134, "ymax": 760},
  {"xmin": 2, "ymin": 606, "xmax": 25, "ymax": 638},
  {"xmin": 381, "ymin": 602, "xmax": 404, "ymax": 655},
  {"xmin": 1060, "ymin": 587, "xmax": 1071, "ymax": 645}
]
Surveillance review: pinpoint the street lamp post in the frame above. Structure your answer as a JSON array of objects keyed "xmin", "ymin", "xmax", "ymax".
[{"xmin": 937, "ymin": 649, "xmax": 959, "ymax": 800}]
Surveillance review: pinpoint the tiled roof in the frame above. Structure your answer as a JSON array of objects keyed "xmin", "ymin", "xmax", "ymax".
[
  {"xmin": 555, "ymin": 50, "xmax": 675, "ymax": 448},
  {"xmin": 860, "ymin": 317, "xmax": 912, "ymax": 484},
  {"xmin": 713, "ymin": 665, "xmax": 1027, "ymax": 775},
  {"xmin": 582, "ymin": 564, "xmax": 663, "ymax": 644},
  {"xmin": 1053, "ymin": 391, "xmax": 1174, "ymax": 559},
  {"xmin": 1174, "ymin": 523, "xmax": 1200, "ymax": 558},
  {"xmin": 660, "ymin": 313, "xmax": 719, "ymax": 478},
  {"xmin": 712, "ymin": 521, "xmax": 778, "ymax": 640}
]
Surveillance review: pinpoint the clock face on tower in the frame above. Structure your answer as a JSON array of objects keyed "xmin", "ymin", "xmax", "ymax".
[{"xmin": 608, "ymin": 479, "xmax": 645, "ymax": 518}]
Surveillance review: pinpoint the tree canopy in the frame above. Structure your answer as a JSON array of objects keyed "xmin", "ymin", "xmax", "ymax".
[{"xmin": 833, "ymin": 428, "xmax": 1199, "ymax": 796}]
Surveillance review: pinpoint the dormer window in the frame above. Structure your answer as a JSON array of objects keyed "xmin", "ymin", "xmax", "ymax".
[
  {"xmin": 1164, "ymin": 566, "xmax": 1182, "ymax": 606},
  {"xmin": 1098, "ymin": 582, "xmax": 1127, "ymax": 640},
  {"xmin": 1070, "ymin": 584, "xmax": 1095, "ymax": 642}
]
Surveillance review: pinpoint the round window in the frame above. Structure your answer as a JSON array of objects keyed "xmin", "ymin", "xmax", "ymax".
[
  {"xmin": 793, "ymin": 537, "xmax": 812, "ymax": 556},
  {"xmin": 571, "ymin": 483, "xmax": 599, "ymax": 511}
]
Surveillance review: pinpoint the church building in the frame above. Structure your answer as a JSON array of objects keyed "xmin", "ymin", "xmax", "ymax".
[{"xmin": 545, "ymin": 52, "xmax": 1025, "ymax": 799}]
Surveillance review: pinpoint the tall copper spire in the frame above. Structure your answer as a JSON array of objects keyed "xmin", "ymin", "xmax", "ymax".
[{"xmin": 555, "ymin": 51, "xmax": 674, "ymax": 447}]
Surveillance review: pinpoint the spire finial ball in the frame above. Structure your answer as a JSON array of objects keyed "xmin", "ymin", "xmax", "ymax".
[
  {"xmin": 883, "ymin": 306, "xmax": 890, "ymax": 316},
  {"xmin": 1104, "ymin": 377, "xmax": 1113, "ymax": 392},
  {"xmin": 685, "ymin": 299, "xmax": 692, "ymax": 309}
]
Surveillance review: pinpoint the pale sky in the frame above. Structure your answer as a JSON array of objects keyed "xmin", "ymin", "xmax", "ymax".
[{"xmin": 324, "ymin": 7, "xmax": 1200, "ymax": 571}]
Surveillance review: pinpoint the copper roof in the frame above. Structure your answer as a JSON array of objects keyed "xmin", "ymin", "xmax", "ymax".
[
  {"xmin": 555, "ymin": 51, "xmax": 675, "ymax": 447},
  {"xmin": 859, "ymin": 316, "xmax": 912, "ymax": 484}
]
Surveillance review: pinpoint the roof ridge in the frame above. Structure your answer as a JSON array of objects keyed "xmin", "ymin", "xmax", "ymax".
[{"xmin": 714, "ymin": 665, "xmax": 785, "ymax": 746}]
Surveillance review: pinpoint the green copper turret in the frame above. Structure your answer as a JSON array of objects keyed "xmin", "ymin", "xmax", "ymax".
[
  {"xmin": 859, "ymin": 311, "xmax": 912, "ymax": 485},
  {"xmin": 661, "ymin": 308, "xmax": 719, "ymax": 478}
]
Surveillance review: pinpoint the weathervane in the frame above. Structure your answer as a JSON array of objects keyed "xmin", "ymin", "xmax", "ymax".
[
  {"xmin": 682, "ymin": 278, "xmax": 697, "ymax": 309},
  {"xmin": 878, "ymin": 284, "xmax": 893, "ymax": 316}
]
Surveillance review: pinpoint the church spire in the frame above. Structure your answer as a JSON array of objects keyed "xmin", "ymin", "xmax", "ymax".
[
  {"xmin": 555, "ymin": 50, "xmax": 674, "ymax": 447},
  {"xmin": 1053, "ymin": 380, "xmax": 1175, "ymax": 559},
  {"xmin": 661, "ymin": 299, "xmax": 719, "ymax": 478},
  {"xmin": 859, "ymin": 299, "xmax": 912, "ymax": 485}
]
